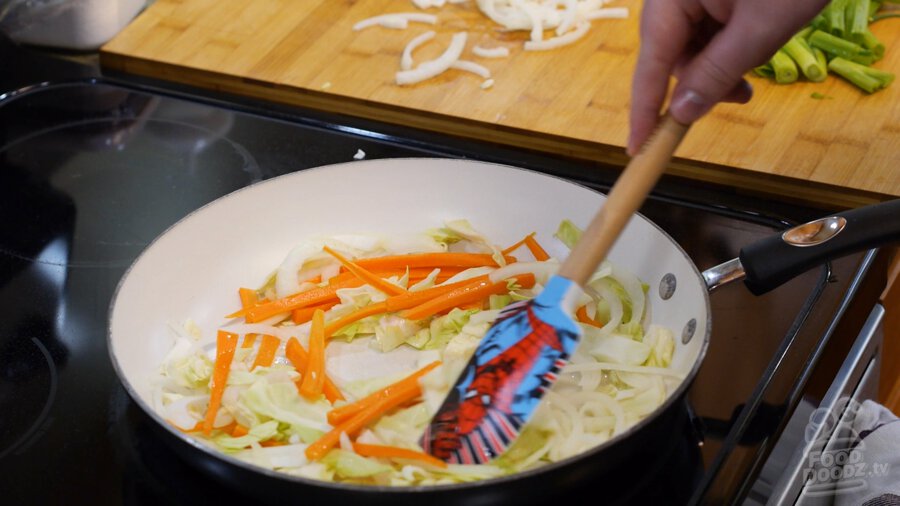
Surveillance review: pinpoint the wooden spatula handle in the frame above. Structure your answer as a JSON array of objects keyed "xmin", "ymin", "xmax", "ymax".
[{"xmin": 557, "ymin": 115, "xmax": 690, "ymax": 286}]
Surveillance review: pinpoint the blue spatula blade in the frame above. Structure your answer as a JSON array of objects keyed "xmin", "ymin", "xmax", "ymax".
[{"xmin": 421, "ymin": 276, "xmax": 583, "ymax": 464}]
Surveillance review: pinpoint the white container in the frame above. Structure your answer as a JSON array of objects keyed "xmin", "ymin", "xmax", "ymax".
[{"xmin": 6, "ymin": 0, "xmax": 146, "ymax": 51}]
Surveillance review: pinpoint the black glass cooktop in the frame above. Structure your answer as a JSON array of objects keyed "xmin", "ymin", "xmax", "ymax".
[{"xmin": 0, "ymin": 78, "xmax": 879, "ymax": 505}]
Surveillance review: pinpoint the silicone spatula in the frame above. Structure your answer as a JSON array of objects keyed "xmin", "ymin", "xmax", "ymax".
[{"xmin": 421, "ymin": 115, "xmax": 690, "ymax": 464}]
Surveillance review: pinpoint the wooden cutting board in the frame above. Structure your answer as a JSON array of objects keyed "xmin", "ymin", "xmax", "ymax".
[{"xmin": 100, "ymin": 0, "xmax": 900, "ymax": 208}]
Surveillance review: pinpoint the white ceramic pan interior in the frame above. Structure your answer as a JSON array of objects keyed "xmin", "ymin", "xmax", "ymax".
[{"xmin": 108, "ymin": 158, "xmax": 711, "ymax": 476}]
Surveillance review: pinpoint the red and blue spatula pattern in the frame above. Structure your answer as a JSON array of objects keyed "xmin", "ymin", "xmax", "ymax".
[{"xmin": 421, "ymin": 276, "xmax": 581, "ymax": 464}]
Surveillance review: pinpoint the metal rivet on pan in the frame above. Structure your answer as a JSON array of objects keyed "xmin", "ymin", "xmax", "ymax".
[
  {"xmin": 659, "ymin": 273, "xmax": 677, "ymax": 300},
  {"xmin": 682, "ymin": 318, "xmax": 697, "ymax": 344}
]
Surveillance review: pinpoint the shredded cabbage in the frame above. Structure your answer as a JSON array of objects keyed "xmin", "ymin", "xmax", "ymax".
[
  {"xmin": 215, "ymin": 420, "xmax": 281, "ymax": 451},
  {"xmin": 156, "ymin": 219, "xmax": 679, "ymax": 486},
  {"xmin": 238, "ymin": 378, "xmax": 332, "ymax": 432},
  {"xmin": 322, "ymin": 449, "xmax": 393, "ymax": 479},
  {"xmin": 554, "ymin": 218, "xmax": 582, "ymax": 249},
  {"xmin": 163, "ymin": 337, "xmax": 213, "ymax": 389}
]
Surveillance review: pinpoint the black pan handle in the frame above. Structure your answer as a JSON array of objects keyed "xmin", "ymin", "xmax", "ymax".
[{"xmin": 740, "ymin": 199, "xmax": 900, "ymax": 295}]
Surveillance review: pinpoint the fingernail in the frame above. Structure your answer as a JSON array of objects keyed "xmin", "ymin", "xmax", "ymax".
[
  {"xmin": 738, "ymin": 81, "xmax": 753, "ymax": 103},
  {"xmin": 669, "ymin": 89, "xmax": 712, "ymax": 122}
]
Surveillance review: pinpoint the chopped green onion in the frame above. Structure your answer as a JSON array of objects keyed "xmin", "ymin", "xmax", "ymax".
[
  {"xmin": 784, "ymin": 36, "xmax": 828, "ymax": 81},
  {"xmin": 828, "ymin": 0, "xmax": 849, "ymax": 36},
  {"xmin": 753, "ymin": 62, "xmax": 775, "ymax": 79},
  {"xmin": 811, "ymin": 11, "xmax": 830, "ymax": 31},
  {"xmin": 751, "ymin": 0, "xmax": 893, "ymax": 93},
  {"xmin": 814, "ymin": 47, "xmax": 829, "ymax": 70},
  {"xmin": 796, "ymin": 26, "xmax": 815, "ymax": 40},
  {"xmin": 771, "ymin": 50, "xmax": 800, "ymax": 84},
  {"xmin": 828, "ymin": 56, "xmax": 895, "ymax": 92},
  {"xmin": 809, "ymin": 30, "xmax": 876, "ymax": 64},
  {"xmin": 859, "ymin": 29, "xmax": 885, "ymax": 59},
  {"xmin": 849, "ymin": 0, "xmax": 871, "ymax": 38}
]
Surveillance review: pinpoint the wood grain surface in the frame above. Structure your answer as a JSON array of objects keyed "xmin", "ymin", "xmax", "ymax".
[{"xmin": 100, "ymin": 0, "xmax": 900, "ymax": 208}]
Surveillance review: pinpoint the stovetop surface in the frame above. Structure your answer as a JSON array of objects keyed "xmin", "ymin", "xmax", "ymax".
[{"xmin": 0, "ymin": 76, "xmax": 876, "ymax": 505}]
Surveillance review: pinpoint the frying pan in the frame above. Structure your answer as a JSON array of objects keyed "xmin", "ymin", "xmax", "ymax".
[{"xmin": 108, "ymin": 158, "xmax": 900, "ymax": 505}]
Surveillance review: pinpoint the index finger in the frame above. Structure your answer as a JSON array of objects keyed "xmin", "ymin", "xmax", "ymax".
[{"xmin": 628, "ymin": 0, "xmax": 696, "ymax": 155}]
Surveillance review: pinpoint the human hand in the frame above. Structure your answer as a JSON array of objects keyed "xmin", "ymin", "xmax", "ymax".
[{"xmin": 628, "ymin": 0, "xmax": 829, "ymax": 155}]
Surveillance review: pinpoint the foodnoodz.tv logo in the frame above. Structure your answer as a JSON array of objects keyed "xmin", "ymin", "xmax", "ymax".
[{"xmin": 802, "ymin": 398, "xmax": 891, "ymax": 497}]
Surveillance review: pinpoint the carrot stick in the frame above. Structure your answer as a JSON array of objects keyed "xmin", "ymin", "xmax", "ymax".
[
  {"xmin": 217, "ymin": 421, "xmax": 238, "ymax": 435},
  {"xmin": 354, "ymin": 252, "xmax": 516, "ymax": 271},
  {"xmin": 524, "ymin": 235, "xmax": 550, "ymax": 261},
  {"xmin": 325, "ymin": 270, "xmax": 394, "ymax": 287},
  {"xmin": 249, "ymin": 334, "xmax": 281, "ymax": 370},
  {"xmin": 321, "ymin": 275, "xmax": 501, "ymax": 338},
  {"xmin": 299, "ymin": 309, "xmax": 326, "ymax": 399},
  {"xmin": 203, "ymin": 330, "xmax": 239, "ymax": 435},
  {"xmin": 232, "ymin": 287, "xmax": 270, "ymax": 317},
  {"xmin": 352, "ymin": 442, "xmax": 447, "ymax": 468},
  {"xmin": 291, "ymin": 300, "xmax": 340, "ymax": 325},
  {"xmin": 285, "ymin": 337, "xmax": 345, "ymax": 403},
  {"xmin": 327, "ymin": 267, "xmax": 466, "ymax": 287},
  {"xmin": 229, "ymin": 258, "xmax": 490, "ymax": 322},
  {"xmin": 234, "ymin": 276, "xmax": 364, "ymax": 322},
  {"xmin": 401, "ymin": 274, "xmax": 536, "ymax": 321},
  {"xmin": 327, "ymin": 360, "xmax": 441, "ymax": 425},
  {"xmin": 384, "ymin": 275, "xmax": 491, "ymax": 312},
  {"xmin": 305, "ymin": 381, "xmax": 423, "ymax": 461},
  {"xmin": 501, "ymin": 232, "xmax": 534, "ymax": 255},
  {"xmin": 323, "ymin": 275, "xmax": 511, "ymax": 338},
  {"xmin": 325, "ymin": 275, "xmax": 506, "ymax": 338},
  {"xmin": 238, "ymin": 287, "xmax": 258, "ymax": 308},
  {"xmin": 323, "ymin": 246, "xmax": 407, "ymax": 296},
  {"xmin": 241, "ymin": 332, "xmax": 259, "ymax": 349},
  {"xmin": 576, "ymin": 305, "xmax": 604, "ymax": 328},
  {"xmin": 502, "ymin": 233, "xmax": 550, "ymax": 261}
]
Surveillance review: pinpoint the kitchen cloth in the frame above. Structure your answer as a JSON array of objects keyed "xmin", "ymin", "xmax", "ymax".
[{"xmin": 834, "ymin": 400, "xmax": 900, "ymax": 506}]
